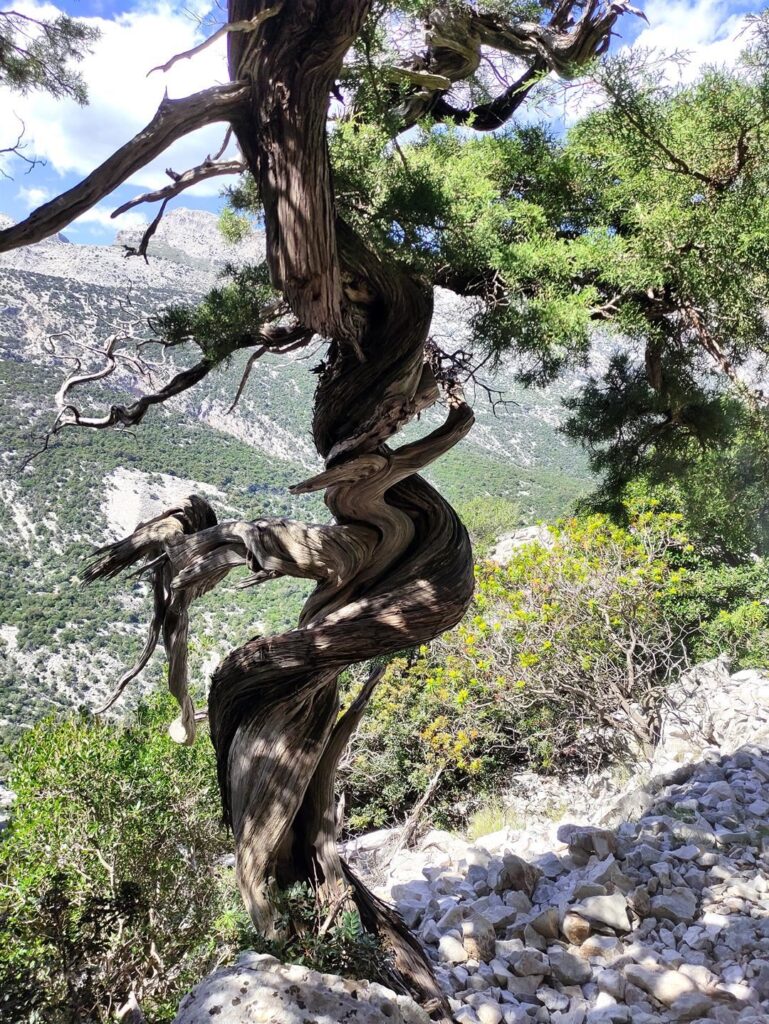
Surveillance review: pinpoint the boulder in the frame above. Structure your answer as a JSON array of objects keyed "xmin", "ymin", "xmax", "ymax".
[{"xmin": 173, "ymin": 953, "xmax": 431, "ymax": 1023}]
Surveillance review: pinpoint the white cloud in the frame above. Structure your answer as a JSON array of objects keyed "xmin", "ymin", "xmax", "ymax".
[
  {"xmin": 16, "ymin": 185, "xmax": 50, "ymax": 209},
  {"xmin": 0, "ymin": 0, "xmax": 753, "ymax": 200},
  {"xmin": 73, "ymin": 205, "xmax": 148, "ymax": 231},
  {"xmin": 0, "ymin": 0, "xmax": 238, "ymax": 194},
  {"xmin": 552, "ymin": 0, "xmax": 753, "ymax": 126},
  {"xmin": 629, "ymin": 0, "xmax": 751, "ymax": 80}
]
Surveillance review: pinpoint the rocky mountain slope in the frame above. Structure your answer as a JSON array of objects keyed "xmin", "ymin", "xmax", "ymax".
[
  {"xmin": 0, "ymin": 208, "xmax": 594, "ymax": 747},
  {"xmin": 178, "ymin": 657, "xmax": 769, "ymax": 1024}
]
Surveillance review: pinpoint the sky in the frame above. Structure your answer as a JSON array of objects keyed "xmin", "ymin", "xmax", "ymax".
[{"xmin": 0, "ymin": 0, "xmax": 759, "ymax": 245}]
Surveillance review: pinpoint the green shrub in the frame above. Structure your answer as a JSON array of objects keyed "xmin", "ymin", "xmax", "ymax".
[
  {"xmin": 0, "ymin": 694, "xmax": 245, "ymax": 1024},
  {"xmin": 252, "ymin": 883, "xmax": 391, "ymax": 984},
  {"xmin": 341, "ymin": 511, "xmax": 689, "ymax": 832},
  {"xmin": 0, "ymin": 694, "xmax": 395, "ymax": 1023},
  {"xmin": 695, "ymin": 601, "xmax": 769, "ymax": 668}
]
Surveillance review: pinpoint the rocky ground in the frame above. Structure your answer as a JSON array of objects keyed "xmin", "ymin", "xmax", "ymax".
[{"xmin": 177, "ymin": 657, "xmax": 769, "ymax": 1024}]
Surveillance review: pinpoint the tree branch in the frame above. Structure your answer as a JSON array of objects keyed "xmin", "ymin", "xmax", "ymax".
[
  {"xmin": 112, "ymin": 159, "xmax": 245, "ymax": 218},
  {"xmin": 392, "ymin": 0, "xmax": 639, "ymax": 133},
  {"xmin": 148, "ymin": 7, "xmax": 282, "ymax": 76},
  {"xmin": 0, "ymin": 82, "xmax": 249, "ymax": 252},
  {"xmin": 429, "ymin": 61, "xmax": 545, "ymax": 131}
]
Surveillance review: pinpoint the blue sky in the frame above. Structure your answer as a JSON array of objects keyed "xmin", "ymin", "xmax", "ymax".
[{"xmin": 0, "ymin": 0, "xmax": 758, "ymax": 245}]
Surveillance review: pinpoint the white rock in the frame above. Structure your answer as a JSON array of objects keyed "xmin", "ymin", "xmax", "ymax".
[{"xmin": 173, "ymin": 953, "xmax": 431, "ymax": 1023}]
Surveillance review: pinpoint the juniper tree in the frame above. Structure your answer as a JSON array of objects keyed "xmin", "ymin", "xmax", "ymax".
[{"xmin": 0, "ymin": 2, "xmax": 640, "ymax": 1014}]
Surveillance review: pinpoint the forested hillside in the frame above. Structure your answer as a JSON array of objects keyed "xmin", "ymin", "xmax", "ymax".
[{"xmin": 0, "ymin": 208, "xmax": 592, "ymax": 753}]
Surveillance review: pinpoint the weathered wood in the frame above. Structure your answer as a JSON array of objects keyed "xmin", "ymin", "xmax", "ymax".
[{"xmin": 0, "ymin": 83, "xmax": 249, "ymax": 253}]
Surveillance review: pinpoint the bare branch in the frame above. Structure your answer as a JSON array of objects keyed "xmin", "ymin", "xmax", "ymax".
[
  {"xmin": 392, "ymin": 0, "xmax": 640, "ymax": 133},
  {"xmin": 210, "ymin": 125, "xmax": 234, "ymax": 162},
  {"xmin": 148, "ymin": 6, "xmax": 282, "ymax": 76},
  {"xmin": 0, "ymin": 82, "xmax": 249, "ymax": 252},
  {"xmin": 225, "ymin": 329, "xmax": 312, "ymax": 413},
  {"xmin": 0, "ymin": 114, "xmax": 45, "ymax": 177},
  {"xmin": 123, "ymin": 198, "xmax": 170, "ymax": 262},
  {"xmin": 112, "ymin": 159, "xmax": 245, "ymax": 219},
  {"xmin": 56, "ymin": 357, "xmax": 214, "ymax": 430}
]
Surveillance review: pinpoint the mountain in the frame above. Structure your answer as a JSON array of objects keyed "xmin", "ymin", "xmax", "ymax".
[{"xmin": 0, "ymin": 208, "xmax": 595, "ymax": 758}]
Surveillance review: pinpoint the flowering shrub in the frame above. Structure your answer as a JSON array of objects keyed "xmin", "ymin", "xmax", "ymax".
[{"xmin": 341, "ymin": 512, "xmax": 689, "ymax": 831}]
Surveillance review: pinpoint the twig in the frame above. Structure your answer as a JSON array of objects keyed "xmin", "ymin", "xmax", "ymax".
[{"xmin": 317, "ymin": 885, "xmax": 353, "ymax": 939}]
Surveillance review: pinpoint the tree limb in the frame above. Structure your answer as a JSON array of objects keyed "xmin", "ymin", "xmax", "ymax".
[
  {"xmin": 148, "ymin": 7, "xmax": 283, "ymax": 76},
  {"xmin": 0, "ymin": 82, "xmax": 249, "ymax": 252},
  {"xmin": 112, "ymin": 159, "xmax": 245, "ymax": 218}
]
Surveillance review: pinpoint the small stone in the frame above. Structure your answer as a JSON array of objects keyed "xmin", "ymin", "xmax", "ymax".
[
  {"xmin": 672, "ymin": 844, "xmax": 702, "ymax": 862},
  {"xmin": 572, "ymin": 893, "xmax": 631, "ymax": 934},
  {"xmin": 650, "ymin": 887, "xmax": 698, "ymax": 925},
  {"xmin": 512, "ymin": 950, "xmax": 550, "ymax": 976},
  {"xmin": 523, "ymin": 924, "xmax": 548, "ymax": 952},
  {"xmin": 439, "ymin": 934, "xmax": 469, "ymax": 964},
  {"xmin": 559, "ymin": 826, "xmax": 618, "ymax": 866},
  {"xmin": 669, "ymin": 991, "xmax": 716, "ymax": 1020},
  {"xmin": 437, "ymin": 905, "xmax": 465, "ymax": 932},
  {"xmin": 531, "ymin": 907, "xmax": 560, "ymax": 940},
  {"xmin": 580, "ymin": 935, "xmax": 624, "ymax": 960},
  {"xmin": 562, "ymin": 912, "xmax": 592, "ymax": 945},
  {"xmin": 573, "ymin": 883, "xmax": 608, "ymax": 900},
  {"xmin": 548, "ymin": 947, "xmax": 591, "ymax": 985},
  {"xmin": 486, "ymin": 905, "xmax": 520, "ymax": 933},
  {"xmin": 537, "ymin": 986, "xmax": 569, "ymax": 1012},
  {"xmin": 477, "ymin": 1003, "xmax": 504, "ymax": 1024},
  {"xmin": 488, "ymin": 854, "xmax": 542, "ymax": 897},
  {"xmin": 506, "ymin": 974, "xmax": 544, "ymax": 997},
  {"xmin": 597, "ymin": 969, "xmax": 625, "ymax": 1001},
  {"xmin": 463, "ymin": 912, "xmax": 497, "ymax": 962},
  {"xmin": 624, "ymin": 964, "xmax": 697, "ymax": 1007}
]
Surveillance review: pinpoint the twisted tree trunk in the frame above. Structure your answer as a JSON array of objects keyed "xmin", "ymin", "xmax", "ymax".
[
  {"xmin": 3, "ymin": 1, "xmax": 626, "ymax": 1014},
  {"xmin": 84, "ymin": 3, "xmax": 475, "ymax": 1015}
]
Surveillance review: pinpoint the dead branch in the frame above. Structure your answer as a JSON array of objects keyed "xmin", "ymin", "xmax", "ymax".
[
  {"xmin": 0, "ymin": 114, "xmax": 44, "ymax": 177},
  {"xmin": 148, "ymin": 6, "xmax": 282, "ymax": 76},
  {"xmin": 112, "ymin": 159, "xmax": 245, "ymax": 220},
  {"xmin": 0, "ymin": 82, "xmax": 248, "ymax": 252},
  {"xmin": 56, "ymin": 357, "xmax": 213, "ymax": 430},
  {"xmin": 122, "ymin": 198, "xmax": 170, "ymax": 262},
  {"xmin": 225, "ymin": 330, "xmax": 312, "ymax": 413}
]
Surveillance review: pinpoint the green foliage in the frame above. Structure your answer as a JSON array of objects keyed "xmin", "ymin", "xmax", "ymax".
[
  {"xmin": 0, "ymin": 696, "xmax": 394, "ymax": 1021},
  {"xmin": 627, "ymin": 426, "xmax": 769, "ymax": 560},
  {"xmin": 456, "ymin": 496, "xmax": 521, "ymax": 553},
  {"xmin": 0, "ymin": 694, "xmax": 243, "ymax": 1023},
  {"xmin": 557, "ymin": 42, "xmax": 769, "ymax": 498},
  {"xmin": 218, "ymin": 207, "xmax": 253, "ymax": 245},
  {"xmin": 341, "ymin": 510, "xmax": 689, "ymax": 831},
  {"xmin": 215, "ymin": 17, "xmax": 769, "ymax": 530},
  {"xmin": 152, "ymin": 263, "xmax": 277, "ymax": 362},
  {"xmin": 252, "ymin": 883, "xmax": 391, "ymax": 984},
  {"xmin": 696, "ymin": 602, "xmax": 769, "ymax": 669},
  {"xmin": 0, "ymin": 10, "xmax": 99, "ymax": 102}
]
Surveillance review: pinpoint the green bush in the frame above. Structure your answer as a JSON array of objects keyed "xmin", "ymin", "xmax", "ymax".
[
  {"xmin": 341, "ymin": 511, "xmax": 689, "ymax": 832},
  {"xmin": 695, "ymin": 601, "xmax": 769, "ymax": 669},
  {"xmin": 0, "ymin": 694, "xmax": 395, "ymax": 1023},
  {"xmin": 0, "ymin": 694, "xmax": 245, "ymax": 1024}
]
